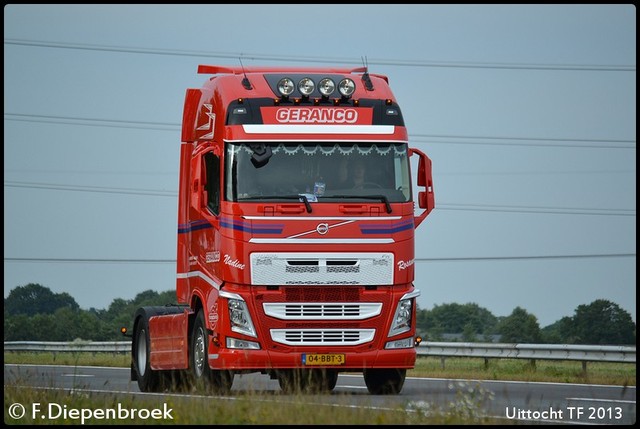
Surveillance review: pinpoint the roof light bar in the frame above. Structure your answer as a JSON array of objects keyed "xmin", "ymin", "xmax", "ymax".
[{"xmin": 275, "ymin": 76, "xmax": 357, "ymax": 100}]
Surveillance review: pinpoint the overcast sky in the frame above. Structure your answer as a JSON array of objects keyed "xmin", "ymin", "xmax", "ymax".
[{"xmin": 4, "ymin": 4, "xmax": 636, "ymax": 328}]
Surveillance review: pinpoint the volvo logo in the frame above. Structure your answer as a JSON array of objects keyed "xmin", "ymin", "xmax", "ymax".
[{"xmin": 316, "ymin": 223, "xmax": 329, "ymax": 235}]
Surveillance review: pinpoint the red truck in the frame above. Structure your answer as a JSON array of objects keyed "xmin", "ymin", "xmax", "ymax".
[{"xmin": 127, "ymin": 64, "xmax": 435, "ymax": 395}]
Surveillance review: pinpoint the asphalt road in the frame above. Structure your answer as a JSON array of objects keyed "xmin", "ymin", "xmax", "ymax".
[{"xmin": 4, "ymin": 364, "xmax": 636, "ymax": 424}]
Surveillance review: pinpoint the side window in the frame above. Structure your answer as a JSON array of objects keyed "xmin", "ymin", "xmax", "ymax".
[{"xmin": 204, "ymin": 152, "xmax": 220, "ymax": 215}]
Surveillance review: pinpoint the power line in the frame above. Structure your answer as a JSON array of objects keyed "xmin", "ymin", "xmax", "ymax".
[
  {"xmin": 4, "ymin": 113, "xmax": 635, "ymax": 149},
  {"xmin": 436, "ymin": 168, "xmax": 635, "ymax": 177},
  {"xmin": 412, "ymin": 133, "xmax": 634, "ymax": 144},
  {"xmin": 4, "ymin": 258, "xmax": 174, "ymax": 264},
  {"xmin": 5, "ymin": 253, "xmax": 635, "ymax": 264},
  {"xmin": 5, "ymin": 181, "xmax": 636, "ymax": 217},
  {"xmin": 4, "ymin": 168, "xmax": 176, "ymax": 176},
  {"xmin": 411, "ymin": 135, "xmax": 636, "ymax": 150},
  {"xmin": 437, "ymin": 203, "xmax": 635, "ymax": 217},
  {"xmin": 4, "ymin": 113, "xmax": 180, "ymax": 131},
  {"xmin": 4, "ymin": 181, "xmax": 175, "ymax": 197},
  {"xmin": 4, "ymin": 38, "xmax": 636, "ymax": 72},
  {"xmin": 415, "ymin": 253, "xmax": 635, "ymax": 262}
]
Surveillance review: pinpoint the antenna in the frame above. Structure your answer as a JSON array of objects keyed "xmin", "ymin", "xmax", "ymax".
[
  {"xmin": 361, "ymin": 56, "xmax": 368, "ymax": 72},
  {"xmin": 361, "ymin": 56, "xmax": 374, "ymax": 91},
  {"xmin": 239, "ymin": 57, "xmax": 252, "ymax": 90}
]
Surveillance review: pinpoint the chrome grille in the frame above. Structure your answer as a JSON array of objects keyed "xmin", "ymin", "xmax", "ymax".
[
  {"xmin": 270, "ymin": 329, "xmax": 376, "ymax": 346},
  {"xmin": 263, "ymin": 302, "xmax": 382, "ymax": 320}
]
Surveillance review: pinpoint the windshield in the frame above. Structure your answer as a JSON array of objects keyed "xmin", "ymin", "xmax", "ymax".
[{"xmin": 224, "ymin": 142, "xmax": 411, "ymax": 203}]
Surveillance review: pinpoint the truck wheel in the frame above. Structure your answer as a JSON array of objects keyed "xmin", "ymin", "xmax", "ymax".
[
  {"xmin": 307, "ymin": 369, "xmax": 338, "ymax": 393},
  {"xmin": 132, "ymin": 317, "xmax": 163, "ymax": 392},
  {"xmin": 277, "ymin": 369, "xmax": 307, "ymax": 394},
  {"xmin": 363, "ymin": 368, "xmax": 406, "ymax": 395},
  {"xmin": 322, "ymin": 369, "xmax": 339, "ymax": 392},
  {"xmin": 191, "ymin": 309, "xmax": 234, "ymax": 394}
]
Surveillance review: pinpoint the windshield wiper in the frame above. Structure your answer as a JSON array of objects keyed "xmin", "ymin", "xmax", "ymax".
[
  {"xmin": 326, "ymin": 195, "xmax": 392, "ymax": 213},
  {"xmin": 240, "ymin": 195, "xmax": 312, "ymax": 213}
]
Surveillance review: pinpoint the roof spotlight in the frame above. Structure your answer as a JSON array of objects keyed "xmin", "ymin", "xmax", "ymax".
[
  {"xmin": 318, "ymin": 78, "xmax": 336, "ymax": 97},
  {"xmin": 277, "ymin": 78, "xmax": 295, "ymax": 97},
  {"xmin": 298, "ymin": 77, "xmax": 315, "ymax": 96},
  {"xmin": 338, "ymin": 78, "xmax": 356, "ymax": 98}
]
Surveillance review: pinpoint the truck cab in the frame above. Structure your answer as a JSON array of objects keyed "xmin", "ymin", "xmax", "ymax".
[{"xmin": 130, "ymin": 65, "xmax": 434, "ymax": 395}]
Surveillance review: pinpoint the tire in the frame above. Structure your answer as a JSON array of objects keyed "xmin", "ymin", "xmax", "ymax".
[
  {"xmin": 277, "ymin": 369, "xmax": 338, "ymax": 394},
  {"xmin": 363, "ymin": 368, "xmax": 406, "ymax": 395},
  {"xmin": 132, "ymin": 316, "xmax": 163, "ymax": 392},
  {"xmin": 277, "ymin": 369, "xmax": 307, "ymax": 394},
  {"xmin": 324, "ymin": 370, "xmax": 339, "ymax": 391},
  {"xmin": 309, "ymin": 369, "xmax": 338, "ymax": 393},
  {"xmin": 191, "ymin": 309, "xmax": 234, "ymax": 394}
]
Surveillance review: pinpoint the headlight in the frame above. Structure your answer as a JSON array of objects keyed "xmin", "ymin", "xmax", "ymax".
[
  {"xmin": 227, "ymin": 298, "xmax": 257, "ymax": 338},
  {"xmin": 388, "ymin": 298, "xmax": 412, "ymax": 336},
  {"xmin": 388, "ymin": 290, "xmax": 419, "ymax": 337},
  {"xmin": 227, "ymin": 337, "xmax": 261, "ymax": 349},
  {"xmin": 338, "ymin": 78, "xmax": 356, "ymax": 97},
  {"xmin": 277, "ymin": 78, "xmax": 295, "ymax": 96},
  {"xmin": 385, "ymin": 337, "xmax": 414, "ymax": 349},
  {"xmin": 318, "ymin": 78, "xmax": 336, "ymax": 96},
  {"xmin": 298, "ymin": 77, "xmax": 315, "ymax": 96}
]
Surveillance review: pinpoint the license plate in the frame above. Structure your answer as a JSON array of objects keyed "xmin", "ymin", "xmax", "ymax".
[{"xmin": 303, "ymin": 353, "xmax": 346, "ymax": 366}]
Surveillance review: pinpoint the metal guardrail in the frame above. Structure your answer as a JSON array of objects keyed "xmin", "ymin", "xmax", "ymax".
[
  {"xmin": 4, "ymin": 341, "xmax": 636, "ymax": 364},
  {"xmin": 4, "ymin": 341, "xmax": 131, "ymax": 353},
  {"xmin": 417, "ymin": 342, "xmax": 636, "ymax": 363}
]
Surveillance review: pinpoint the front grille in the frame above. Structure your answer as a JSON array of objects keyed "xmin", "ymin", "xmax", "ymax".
[
  {"xmin": 263, "ymin": 302, "xmax": 382, "ymax": 320},
  {"xmin": 270, "ymin": 329, "xmax": 376, "ymax": 346}
]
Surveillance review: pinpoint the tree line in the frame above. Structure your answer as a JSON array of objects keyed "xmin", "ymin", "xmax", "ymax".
[
  {"xmin": 3, "ymin": 283, "xmax": 636, "ymax": 345},
  {"xmin": 417, "ymin": 302, "xmax": 635, "ymax": 345}
]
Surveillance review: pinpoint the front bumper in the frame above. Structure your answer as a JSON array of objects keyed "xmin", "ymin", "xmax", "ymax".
[{"xmin": 208, "ymin": 344, "xmax": 417, "ymax": 370}]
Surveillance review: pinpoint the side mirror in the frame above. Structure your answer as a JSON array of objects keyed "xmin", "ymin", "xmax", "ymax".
[
  {"xmin": 411, "ymin": 148, "xmax": 435, "ymax": 228},
  {"xmin": 418, "ymin": 191, "xmax": 427, "ymax": 209},
  {"xmin": 417, "ymin": 156, "xmax": 426, "ymax": 187},
  {"xmin": 418, "ymin": 190, "xmax": 434, "ymax": 211}
]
